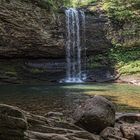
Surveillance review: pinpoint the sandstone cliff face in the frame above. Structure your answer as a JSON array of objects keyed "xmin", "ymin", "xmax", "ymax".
[{"xmin": 0, "ymin": 0, "xmax": 65, "ymax": 58}]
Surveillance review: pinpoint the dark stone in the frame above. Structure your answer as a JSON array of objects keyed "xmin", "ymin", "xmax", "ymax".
[
  {"xmin": 86, "ymin": 68, "xmax": 116, "ymax": 82},
  {"xmin": 100, "ymin": 127, "xmax": 124, "ymax": 140},
  {"xmin": 0, "ymin": 104, "xmax": 26, "ymax": 119},
  {"xmin": 0, "ymin": 104, "xmax": 103, "ymax": 140},
  {"xmin": 116, "ymin": 113, "xmax": 140, "ymax": 123},
  {"xmin": 120, "ymin": 124, "xmax": 140, "ymax": 140},
  {"xmin": 73, "ymin": 95, "xmax": 116, "ymax": 134},
  {"xmin": 135, "ymin": 131, "xmax": 140, "ymax": 140},
  {"xmin": 0, "ymin": 104, "xmax": 28, "ymax": 140},
  {"xmin": 0, "ymin": 103, "xmax": 140, "ymax": 140},
  {"xmin": 45, "ymin": 112, "xmax": 63, "ymax": 118},
  {"xmin": 0, "ymin": 0, "xmax": 65, "ymax": 59}
]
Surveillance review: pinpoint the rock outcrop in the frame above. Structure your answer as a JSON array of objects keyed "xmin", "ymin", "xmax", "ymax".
[
  {"xmin": 0, "ymin": 0, "xmax": 111, "ymax": 58},
  {"xmin": 0, "ymin": 0, "xmax": 65, "ymax": 58},
  {"xmin": 100, "ymin": 127, "xmax": 124, "ymax": 140},
  {"xmin": 0, "ymin": 104, "xmax": 101, "ymax": 140},
  {"xmin": 100, "ymin": 113, "xmax": 140, "ymax": 140},
  {"xmin": 73, "ymin": 95, "xmax": 116, "ymax": 133},
  {"xmin": 115, "ymin": 113, "xmax": 140, "ymax": 140},
  {"xmin": 0, "ymin": 0, "xmax": 114, "ymax": 84},
  {"xmin": 0, "ymin": 104, "xmax": 28, "ymax": 140},
  {"xmin": 0, "ymin": 96, "xmax": 140, "ymax": 140}
]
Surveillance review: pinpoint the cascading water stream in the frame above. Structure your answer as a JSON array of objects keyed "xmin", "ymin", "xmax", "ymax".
[{"xmin": 64, "ymin": 8, "xmax": 86, "ymax": 83}]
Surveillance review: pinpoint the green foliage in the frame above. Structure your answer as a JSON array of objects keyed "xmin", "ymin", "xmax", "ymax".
[
  {"xmin": 103, "ymin": 0, "xmax": 140, "ymax": 22},
  {"xmin": 30, "ymin": 68, "xmax": 45, "ymax": 74},
  {"xmin": 88, "ymin": 54, "xmax": 109, "ymax": 69},
  {"xmin": 44, "ymin": 0, "xmax": 71, "ymax": 10},
  {"xmin": 5, "ymin": 71, "xmax": 17, "ymax": 77},
  {"xmin": 109, "ymin": 46, "xmax": 140, "ymax": 75},
  {"xmin": 31, "ymin": 0, "xmax": 98, "ymax": 10},
  {"xmin": 23, "ymin": 0, "xmax": 71, "ymax": 10},
  {"xmin": 70, "ymin": 0, "xmax": 97, "ymax": 7},
  {"xmin": 119, "ymin": 60, "xmax": 140, "ymax": 75},
  {"xmin": 103, "ymin": 0, "xmax": 140, "ymax": 72}
]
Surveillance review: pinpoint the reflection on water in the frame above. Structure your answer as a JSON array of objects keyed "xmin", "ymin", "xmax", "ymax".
[{"xmin": 0, "ymin": 83, "xmax": 139, "ymax": 116}]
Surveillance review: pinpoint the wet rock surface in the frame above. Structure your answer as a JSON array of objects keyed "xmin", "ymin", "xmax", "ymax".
[
  {"xmin": 86, "ymin": 68, "xmax": 116, "ymax": 83},
  {"xmin": 0, "ymin": 59, "xmax": 66, "ymax": 84},
  {"xmin": 0, "ymin": 59, "xmax": 116, "ymax": 84},
  {"xmin": 0, "ymin": 96, "xmax": 139, "ymax": 140}
]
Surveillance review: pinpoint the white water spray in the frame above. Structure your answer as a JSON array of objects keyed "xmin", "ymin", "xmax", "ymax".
[{"xmin": 64, "ymin": 8, "xmax": 86, "ymax": 83}]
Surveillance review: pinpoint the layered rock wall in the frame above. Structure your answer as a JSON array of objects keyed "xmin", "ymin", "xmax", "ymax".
[
  {"xmin": 0, "ymin": 0, "xmax": 111, "ymax": 58},
  {"xmin": 0, "ymin": 0, "xmax": 65, "ymax": 58},
  {"xmin": 0, "ymin": 0, "xmax": 113, "ymax": 83}
]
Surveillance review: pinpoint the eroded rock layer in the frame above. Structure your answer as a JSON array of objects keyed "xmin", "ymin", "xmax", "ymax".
[
  {"xmin": 0, "ymin": 96, "xmax": 140, "ymax": 140},
  {"xmin": 0, "ymin": 0, "xmax": 65, "ymax": 58},
  {"xmin": 0, "ymin": 0, "xmax": 111, "ymax": 58},
  {"xmin": 0, "ymin": 0, "xmax": 114, "ymax": 83}
]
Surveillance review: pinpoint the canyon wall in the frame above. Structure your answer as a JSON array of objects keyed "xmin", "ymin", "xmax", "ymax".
[{"xmin": 0, "ymin": 0, "xmax": 113, "ymax": 83}]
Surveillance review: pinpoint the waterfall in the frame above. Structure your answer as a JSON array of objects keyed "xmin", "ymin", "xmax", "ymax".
[{"xmin": 64, "ymin": 8, "xmax": 86, "ymax": 83}]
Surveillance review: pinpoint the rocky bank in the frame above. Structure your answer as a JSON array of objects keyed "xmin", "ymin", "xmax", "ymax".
[{"xmin": 0, "ymin": 95, "xmax": 140, "ymax": 140}]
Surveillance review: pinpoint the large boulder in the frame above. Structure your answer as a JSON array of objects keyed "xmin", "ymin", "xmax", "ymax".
[{"xmin": 73, "ymin": 95, "xmax": 116, "ymax": 133}]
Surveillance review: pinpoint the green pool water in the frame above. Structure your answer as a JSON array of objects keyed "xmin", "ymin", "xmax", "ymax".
[{"xmin": 0, "ymin": 83, "xmax": 139, "ymax": 115}]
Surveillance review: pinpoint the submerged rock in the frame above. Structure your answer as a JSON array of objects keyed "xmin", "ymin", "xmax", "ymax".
[{"xmin": 73, "ymin": 95, "xmax": 116, "ymax": 133}]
